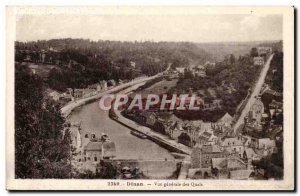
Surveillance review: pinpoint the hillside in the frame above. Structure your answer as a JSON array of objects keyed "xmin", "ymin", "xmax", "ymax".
[{"xmin": 196, "ymin": 40, "xmax": 282, "ymax": 62}]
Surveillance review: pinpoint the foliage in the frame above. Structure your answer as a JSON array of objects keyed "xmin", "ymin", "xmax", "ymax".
[
  {"xmin": 265, "ymin": 51, "xmax": 283, "ymax": 92},
  {"xmin": 15, "ymin": 65, "xmax": 70, "ymax": 178},
  {"xmin": 169, "ymin": 52, "xmax": 261, "ymax": 121},
  {"xmin": 15, "ymin": 39, "xmax": 214, "ymax": 92}
]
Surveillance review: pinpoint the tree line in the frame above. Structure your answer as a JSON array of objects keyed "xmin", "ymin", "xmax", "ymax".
[
  {"xmin": 15, "ymin": 39, "xmax": 213, "ymax": 92},
  {"xmin": 15, "ymin": 65, "xmax": 71, "ymax": 178}
]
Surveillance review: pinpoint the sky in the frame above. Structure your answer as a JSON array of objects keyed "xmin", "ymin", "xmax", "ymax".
[{"xmin": 16, "ymin": 14, "xmax": 282, "ymax": 43}]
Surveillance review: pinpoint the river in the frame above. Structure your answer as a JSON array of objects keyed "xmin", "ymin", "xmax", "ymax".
[{"xmin": 68, "ymin": 101, "xmax": 174, "ymax": 160}]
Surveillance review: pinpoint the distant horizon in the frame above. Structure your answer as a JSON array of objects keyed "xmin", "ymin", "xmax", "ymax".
[
  {"xmin": 15, "ymin": 37, "xmax": 283, "ymax": 44},
  {"xmin": 16, "ymin": 14, "xmax": 283, "ymax": 43}
]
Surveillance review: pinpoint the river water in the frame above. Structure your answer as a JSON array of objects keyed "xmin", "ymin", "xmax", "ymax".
[{"xmin": 68, "ymin": 101, "xmax": 174, "ymax": 160}]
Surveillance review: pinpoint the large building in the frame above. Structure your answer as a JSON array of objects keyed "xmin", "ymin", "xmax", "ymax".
[
  {"xmin": 83, "ymin": 140, "xmax": 116, "ymax": 162},
  {"xmin": 248, "ymin": 96, "xmax": 265, "ymax": 124},
  {"xmin": 220, "ymin": 137, "xmax": 245, "ymax": 158},
  {"xmin": 257, "ymin": 46, "xmax": 272, "ymax": 56},
  {"xmin": 253, "ymin": 57, "xmax": 265, "ymax": 66},
  {"xmin": 191, "ymin": 144, "xmax": 228, "ymax": 169}
]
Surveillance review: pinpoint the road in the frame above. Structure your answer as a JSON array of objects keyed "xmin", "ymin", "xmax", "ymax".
[
  {"xmin": 61, "ymin": 75, "xmax": 158, "ymax": 117},
  {"xmin": 233, "ymin": 54, "xmax": 274, "ymax": 132},
  {"xmin": 61, "ymin": 64, "xmax": 173, "ymax": 117},
  {"xmin": 112, "ymin": 86, "xmax": 192, "ymax": 155},
  {"xmin": 114, "ymin": 108, "xmax": 192, "ymax": 155}
]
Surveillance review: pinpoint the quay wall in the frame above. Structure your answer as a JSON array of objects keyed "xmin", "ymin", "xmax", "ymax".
[
  {"xmin": 110, "ymin": 116, "xmax": 190, "ymax": 155},
  {"xmin": 61, "ymin": 76, "xmax": 156, "ymax": 117}
]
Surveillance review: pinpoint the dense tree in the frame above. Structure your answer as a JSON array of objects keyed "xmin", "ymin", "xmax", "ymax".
[
  {"xmin": 15, "ymin": 66, "xmax": 70, "ymax": 178},
  {"xmin": 169, "ymin": 48, "xmax": 261, "ymax": 122},
  {"xmin": 16, "ymin": 39, "xmax": 213, "ymax": 92},
  {"xmin": 250, "ymin": 47, "xmax": 258, "ymax": 57},
  {"xmin": 266, "ymin": 51, "xmax": 283, "ymax": 92}
]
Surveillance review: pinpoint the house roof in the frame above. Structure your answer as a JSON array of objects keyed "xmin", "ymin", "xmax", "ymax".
[
  {"xmin": 159, "ymin": 113, "xmax": 182, "ymax": 123},
  {"xmin": 103, "ymin": 142, "xmax": 116, "ymax": 157},
  {"xmin": 175, "ymin": 67, "xmax": 185, "ymax": 73},
  {"xmin": 140, "ymin": 111, "xmax": 156, "ymax": 119},
  {"xmin": 257, "ymin": 138, "xmax": 276, "ymax": 149},
  {"xmin": 222, "ymin": 137, "xmax": 243, "ymax": 146},
  {"xmin": 244, "ymin": 148, "xmax": 260, "ymax": 160},
  {"xmin": 84, "ymin": 141, "xmax": 102, "ymax": 151},
  {"xmin": 217, "ymin": 113, "xmax": 233, "ymax": 124},
  {"xmin": 264, "ymin": 89, "xmax": 283, "ymax": 97},
  {"xmin": 229, "ymin": 169, "xmax": 253, "ymax": 180},
  {"xmin": 84, "ymin": 141, "xmax": 116, "ymax": 157},
  {"xmin": 269, "ymin": 100, "xmax": 283, "ymax": 108},
  {"xmin": 253, "ymin": 56, "xmax": 264, "ymax": 60},
  {"xmin": 202, "ymin": 144, "xmax": 223, "ymax": 153},
  {"xmin": 212, "ymin": 157, "xmax": 247, "ymax": 170},
  {"xmin": 211, "ymin": 158, "xmax": 226, "ymax": 169}
]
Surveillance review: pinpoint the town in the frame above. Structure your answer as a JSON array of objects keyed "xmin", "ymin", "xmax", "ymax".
[{"xmin": 15, "ymin": 39, "xmax": 283, "ymax": 180}]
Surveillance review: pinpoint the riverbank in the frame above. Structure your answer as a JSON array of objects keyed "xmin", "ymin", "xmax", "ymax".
[
  {"xmin": 61, "ymin": 75, "xmax": 158, "ymax": 117},
  {"xmin": 110, "ymin": 106, "xmax": 192, "ymax": 155}
]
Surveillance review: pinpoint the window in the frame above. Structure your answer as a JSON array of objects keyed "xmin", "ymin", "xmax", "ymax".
[
  {"xmin": 84, "ymin": 157, "xmax": 86, "ymax": 162},
  {"xmin": 94, "ymin": 157, "xmax": 97, "ymax": 162},
  {"xmin": 85, "ymin": 134, "xmax": 89, "ymax": 138}
]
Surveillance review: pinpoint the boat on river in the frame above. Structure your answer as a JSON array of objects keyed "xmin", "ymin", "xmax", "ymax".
[{"xmin": 130, "ymin": 130, "xmax": 148, "ymax": 139}]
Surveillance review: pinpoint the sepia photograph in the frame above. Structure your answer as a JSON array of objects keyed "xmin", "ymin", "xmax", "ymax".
[{"xmin": 6, "ymin": 6, "xmax": 294, "ymax": 191}]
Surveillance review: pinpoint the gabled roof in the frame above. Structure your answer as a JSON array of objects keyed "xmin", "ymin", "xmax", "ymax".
[
  {"xmin": 212, "ymin": 158, "xmax": 226, "ymax": 169},
  {"xmin": 257, "ymin": 138, "xmax": 276, "ymax": 149},
  {"xmin": 202, "ymin": 145, "xmax": 223, "ymax": 153},
  {"xmin": 212, "ymin": 157, "xmax": 246, "ymax": 170},
  {"xmin": 264, "ymin": 89, "xmax": 283, "ymax": 97},
  {"xmin": 84, "ymin": 141, "xmax": 116, "ymax": 157},
  {"xmin": 218, "ymin": 113, "xmax": 233, "ymax": 124},
  {"xmin": 244, "ymin": 148, "xmax": 260, "ymax": 160},
  {"xmin": 230, "ymin": 169, "xmax": 253, "ymax": 180}
]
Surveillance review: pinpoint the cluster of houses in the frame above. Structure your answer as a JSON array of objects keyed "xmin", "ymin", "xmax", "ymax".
[
  {"xmin": 48, "ymin": 80, "xmax": 116, "ymax": 105},
  {"xmin": 244, "ymin": 85, "xmax": 283, "ymax": 135},
  {"xmin": 134, "ymin": 98, "xmax": 279, "ymax": 180},
  {"xmin": 129, "ymin": 82, "xmax": 281, "ymax": 180},
  {"xmin": 166, "ymin": 61, "xmax": 216, "ymax": 79},
  {"xmin": 253, "ymin": 46, "xmax": 273, "ymax": 66},
  {"xmin": 174, "ymin": 64, "xmax": 206, "ymax": 78},
  {"xmin": 65, "ymin": 121, "xmax": 116, "ymax": 173},
  {"xmin": 188, "ymin": 85, "xmax": 283, "ymax": 180},
  {"xmin": 16, "ymin": 47, "xmax": 61, "ymax": 65}
]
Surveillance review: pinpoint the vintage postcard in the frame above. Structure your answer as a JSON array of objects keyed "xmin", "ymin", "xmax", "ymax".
[{"xmin": 6, "ymin": 6, "xmax": 294, "ymax": 191}]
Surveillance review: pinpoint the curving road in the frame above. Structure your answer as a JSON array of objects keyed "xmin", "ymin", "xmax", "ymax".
[
  {"xmin": 61, "ymin": 76, "xmax": 157, "ymax": 117},
  {"xmin": 61, "ymin": 63, "xmax": 172, "ymax": 117}
]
